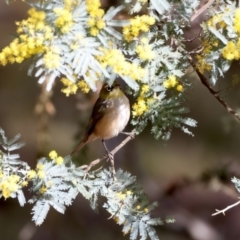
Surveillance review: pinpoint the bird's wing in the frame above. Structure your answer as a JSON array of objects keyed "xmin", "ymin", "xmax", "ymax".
[{"xmin": 83, "ymin": 97, "xmax": 113, "ymax": 141}]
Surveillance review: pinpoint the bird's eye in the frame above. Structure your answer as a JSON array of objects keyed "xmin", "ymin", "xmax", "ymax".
[{"xmin": 106, "ymin": 86, "xmax": 112, "ymax": 91}]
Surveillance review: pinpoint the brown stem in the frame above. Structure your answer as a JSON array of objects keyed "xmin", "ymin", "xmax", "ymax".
[
  {"xmin": 190, "ymin": 0, "xmax": 215, "ymax": 22},
  {"xmin": 81, "ymin": 131, "xmax": 135, "ymax": 178},
  {"xmin": 189, "ymin": 57, "xmax": 240, "ymax": 122}
]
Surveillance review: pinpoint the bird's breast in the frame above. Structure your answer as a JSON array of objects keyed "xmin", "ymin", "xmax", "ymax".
[{"xmin": 94, "ymin": 97, "xmax": 130, "ymax": 139}]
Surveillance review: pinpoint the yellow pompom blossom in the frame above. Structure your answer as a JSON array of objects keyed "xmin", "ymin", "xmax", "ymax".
[
  {"xmin": 39, "ymin": 186, "xmax": 47, "ymax": 194},
  {"xmin": 43, "ymin": 51, "xmax": 61, "ymax": 69},
  {"xmin": 163, "ymin": 75, "xmax": 184, "ymax": 92},
  {"xmin": 36, "ymin": 163, "xmax": 45, "ymax": 179},
  {"xmin": 61, "ymin": 78, "xmax": 78, "ymax": 96},
  {"xmin": 97, "ymin": 48, "xmax": 145, "ymax": 80},
  {"xmin": 132, "ymin": 97, "xmax": 148, "ymax": 117},
  {"xmin": 196, "ymin": 54, "xmax": 212, "ymax": 73},
  {"xmin": 163, "ymin": 75, "xmax": 177, "ymax": 88},
  {"xmin": 54, "ymin": 7, "xmax": 74, "ymax": 33},
  {"xmin": 37, "ymin": 170, "xmax": 45, "ymax": 179},
  {"xmin": 126, "ymin": 190, "xmax": 132, "ymax": 195},
  {"xmin": 61, "ymin": 78, "xmax": 90, "ymax": 96},
  {"xmin": 21, "ymin": 181, "xmax": 28, "ymax": 187},
  {"xmin": 0, "ymin": 174, "xmax": 21, "ymax": 199},
  {"xmin": 37, "ymin": 163, "xmax": 44, "ymax": 170},
  {"xmin": 8, "ymin": 175, "xmax": 20, "ymax": 183},
  {"xmin": 132, "ymin": 84, "xmax": 150, "ymax": 117},
  {"xmin": 207, "ymin": 13, "xmax": 227, "ymax": 29},
  {"xmin": 27, "ymin": 170, "xmax": 36, "ymax": 179},
  {"xmin": 234, "ymin": 8, "xmax": 240, "ymax": 34},
  {"xmin": 86, "ymin": 0, "xmax": 105, "ymax": 36},
  {"xmin": 136, "ymin": 41, "xmax": 155, "ymax": 61},
  {"xmin": 78, "ymin": 80, "xmax": 90, "ymax": 93},
  {"xmin": 0, "ymin": 8, "xmax": 52, "ymax": 66},
  {"xmin": 141, "ymin": 84, "xmax": 150, "ymax": 94},
  {"xmin": 55, "ymin": 156, "xmax": 64, "ymax": 165},
  {"xmin": 222, "ymin": 40, "xmax": 240, "ymax": 60},
  {"xmin": 176, "ymin": 84, "xmax": 183, "ymax": 92},
  {"xmin": 116, "ymin": 192, "xmax": 126, "ymax": 200},
  {"xmin": 49, "ymin": 150, "xmax": 58, "ymax": 159},
  {"xmin": 196, "ymin": 35, "xmax": 223, "ymax": 73},
  {"xmin": 48, "ymin": 150, "xmax": 64, "ymax": 165},
  {"xmin": 123, "ymin": 15, "xmax": 156, "ymax": 42}
]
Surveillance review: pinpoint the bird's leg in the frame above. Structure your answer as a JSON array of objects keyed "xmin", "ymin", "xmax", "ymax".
[
  {"xmin": 102, "ymin": 139, "xmax": 116, "ymax": 181},
  {"xmin": 121, "ymin": 132, "xmax": 135, "ymax": 139}
]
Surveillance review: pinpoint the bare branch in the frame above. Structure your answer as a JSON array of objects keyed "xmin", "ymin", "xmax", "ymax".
[
  {"xmin": 191, "ymin": 0, "xmax": 215, "ymax": 22},
  {"xmin": 212, "ymin": 199, "xmax": 240, "ymax": 216},
  {"xmin": 188, "ymin": 57, "xmax": 240, "ymax": 122},
  {"xmin": 80, "ymin": 130, "xmax": 135, "ymax": 177}
]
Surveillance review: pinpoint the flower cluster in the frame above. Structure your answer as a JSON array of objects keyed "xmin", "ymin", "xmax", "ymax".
[
  {"xmin": 234, "ymin": 8, "xmax": 240, "ymax": 34},
  {"xmin": 196, "ymin": 38, "xmax": 219, "ymax": 73},
  {"xmin": 97, "ymin": 48, "xmax": 145, "ymax": 80},
  {"xmin": 86, "ymin": 0, "xmax": 106, "ymax": 36},
  {"xmin": 49, "ymin": 150, "xmax": 64, "ymax": 165},
  {"xmin": 36, "ymin": 164, "xmax": 45, "ymax": 179},
  {"xmin": 26, "ymin": 163, "xmax": 46, "ymax": 181},
  {"xmin": 61, "ymin": 78, "xmax": 90, "ymax": 96},
  {"xmin": 163, "ymin": 75, "xmax": 183, "ymax": 92},
  {"xmin": 123, "ymin": 15, "xmax": 155, "ymax": 42},
  {"xmin": 136, "ymin": 38, "xmax": 155, "ymax": 61},
  {"xmin": 0, "ymin": 173, "xmax": 20, "ymax": 199},
  {"xmin": 207, "ymin": 12, "xmax": 227, "ymax": 29},
  {"xmin": 0, "ymin": 8, "xmax": 51, "ymax": 66},
  {"xmin": 132, "ymin": 84, "xmax": 150, "ymax": 117},
  {"xmin": 221, "ymin": 9, "xmax": 240, "ymax": 61},
  {"xmin": 222, "ymin": 40, "xmax": 240, "ymax": 60},
  {"xmin": 54, "ymin": 5, "xmax": 74, "ymax": 33},
  {"xmin": 43, "ymin": 50, "xmax": 61, "ymax": 69}
]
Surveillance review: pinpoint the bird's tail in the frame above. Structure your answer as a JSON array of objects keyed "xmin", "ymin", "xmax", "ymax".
[{"xmin": 70, "ymin": 140, "xmax": 86, "ymax": 155}]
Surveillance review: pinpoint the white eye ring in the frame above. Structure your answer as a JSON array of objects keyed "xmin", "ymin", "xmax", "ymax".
[{"xmin": 106, "ymin": 85, "xmax": 112, "ymax": 91}]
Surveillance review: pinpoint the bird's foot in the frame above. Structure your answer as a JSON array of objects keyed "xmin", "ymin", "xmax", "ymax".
[{"xmin": 106, "ymin": 152, "xmax": 116, "ymax": 181}]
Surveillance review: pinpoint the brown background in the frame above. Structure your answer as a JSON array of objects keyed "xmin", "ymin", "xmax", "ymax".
[{"xmin": 1, "ymin": 1, "xmax": 240, "ymax": 240}]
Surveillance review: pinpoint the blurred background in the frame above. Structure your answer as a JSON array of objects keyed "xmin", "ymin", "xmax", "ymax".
[{"xmin": 1, "ymin": 1, "xmax": 240, "ymax": 240}]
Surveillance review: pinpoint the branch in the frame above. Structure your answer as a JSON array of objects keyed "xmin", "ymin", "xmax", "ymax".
[
  {"xmin": 190, "ymin": 0, "xmax": 215, "ymax": 22},
  {"xmin": 188, "ymin": 57, "xmax": 240, "ymax": 122},
  {"xmin": 212, "ymin": 199, "xmax": 240, "ymax": 216},
  {"xmin": 80, "ymin": 130, "xmax": 136, "ymax": 176}
]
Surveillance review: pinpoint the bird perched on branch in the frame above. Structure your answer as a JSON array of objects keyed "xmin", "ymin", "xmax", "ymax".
[{"xmin": 71, "ymin": 81, "xmax": 130, "ymax": 155}]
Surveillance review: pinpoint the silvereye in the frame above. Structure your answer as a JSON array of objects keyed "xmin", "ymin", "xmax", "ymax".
[{"xmin": 71, "ymin": 81, "xmax": 130, "ymax": 155}]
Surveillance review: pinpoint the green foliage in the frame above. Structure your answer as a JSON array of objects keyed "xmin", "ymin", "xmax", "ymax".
[
  {"xmin": 0, "ymin": 0, "xmax": 200, "ymax": 140},
  {"xmin": 197, "ymin": 1, "xmax": 240, "ymax": 84},
  {"xmin": 0, "ymin": 128, "xmax": 172, "ymax": 239},
  {"xmin": 3, "ymin": 0, "xmax": 240, "ymax": 238},
  {"xmin": 232, "ymin": 177, "xmax": 240, "ymax": 192},
  {"xmin": 29, "ymin": 156, "xmax": 78, "ymax": 225},
  {"xmin": 0, "ymin": 128, "xmax": 29, "ymax": 206}
]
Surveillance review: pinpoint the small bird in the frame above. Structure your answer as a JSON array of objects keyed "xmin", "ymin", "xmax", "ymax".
[{"xmin": 71, "ymin": 81, "xmax": 130, "ymax": 155}]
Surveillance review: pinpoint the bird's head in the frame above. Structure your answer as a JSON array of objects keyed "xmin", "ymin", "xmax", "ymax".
[{"xmin": 99, "ymin": 81, "xmax": 124, "ymax": 99}]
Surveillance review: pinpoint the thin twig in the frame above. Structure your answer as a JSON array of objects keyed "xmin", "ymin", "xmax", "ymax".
[
  {"xmin": 188, "ymin": 57, "xmax": 240, "ymax": 122},
  {"xmin": 188, "ymin": 46, "xmax": 204, "ymax": 55},
  {"xmin": 81, "ymin": 131, "xmax": 135, "ymax": 178},
  {"xmin": 191, "ymin": 0, "xmax": 215, "ymax": 22},
  {"xmin": 212, "ymin": 199, "xmax": 240, "ymax": 216},
  {"xmin": 183, "ymin": 30, "xmax": 202, "ymax": 42}
]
